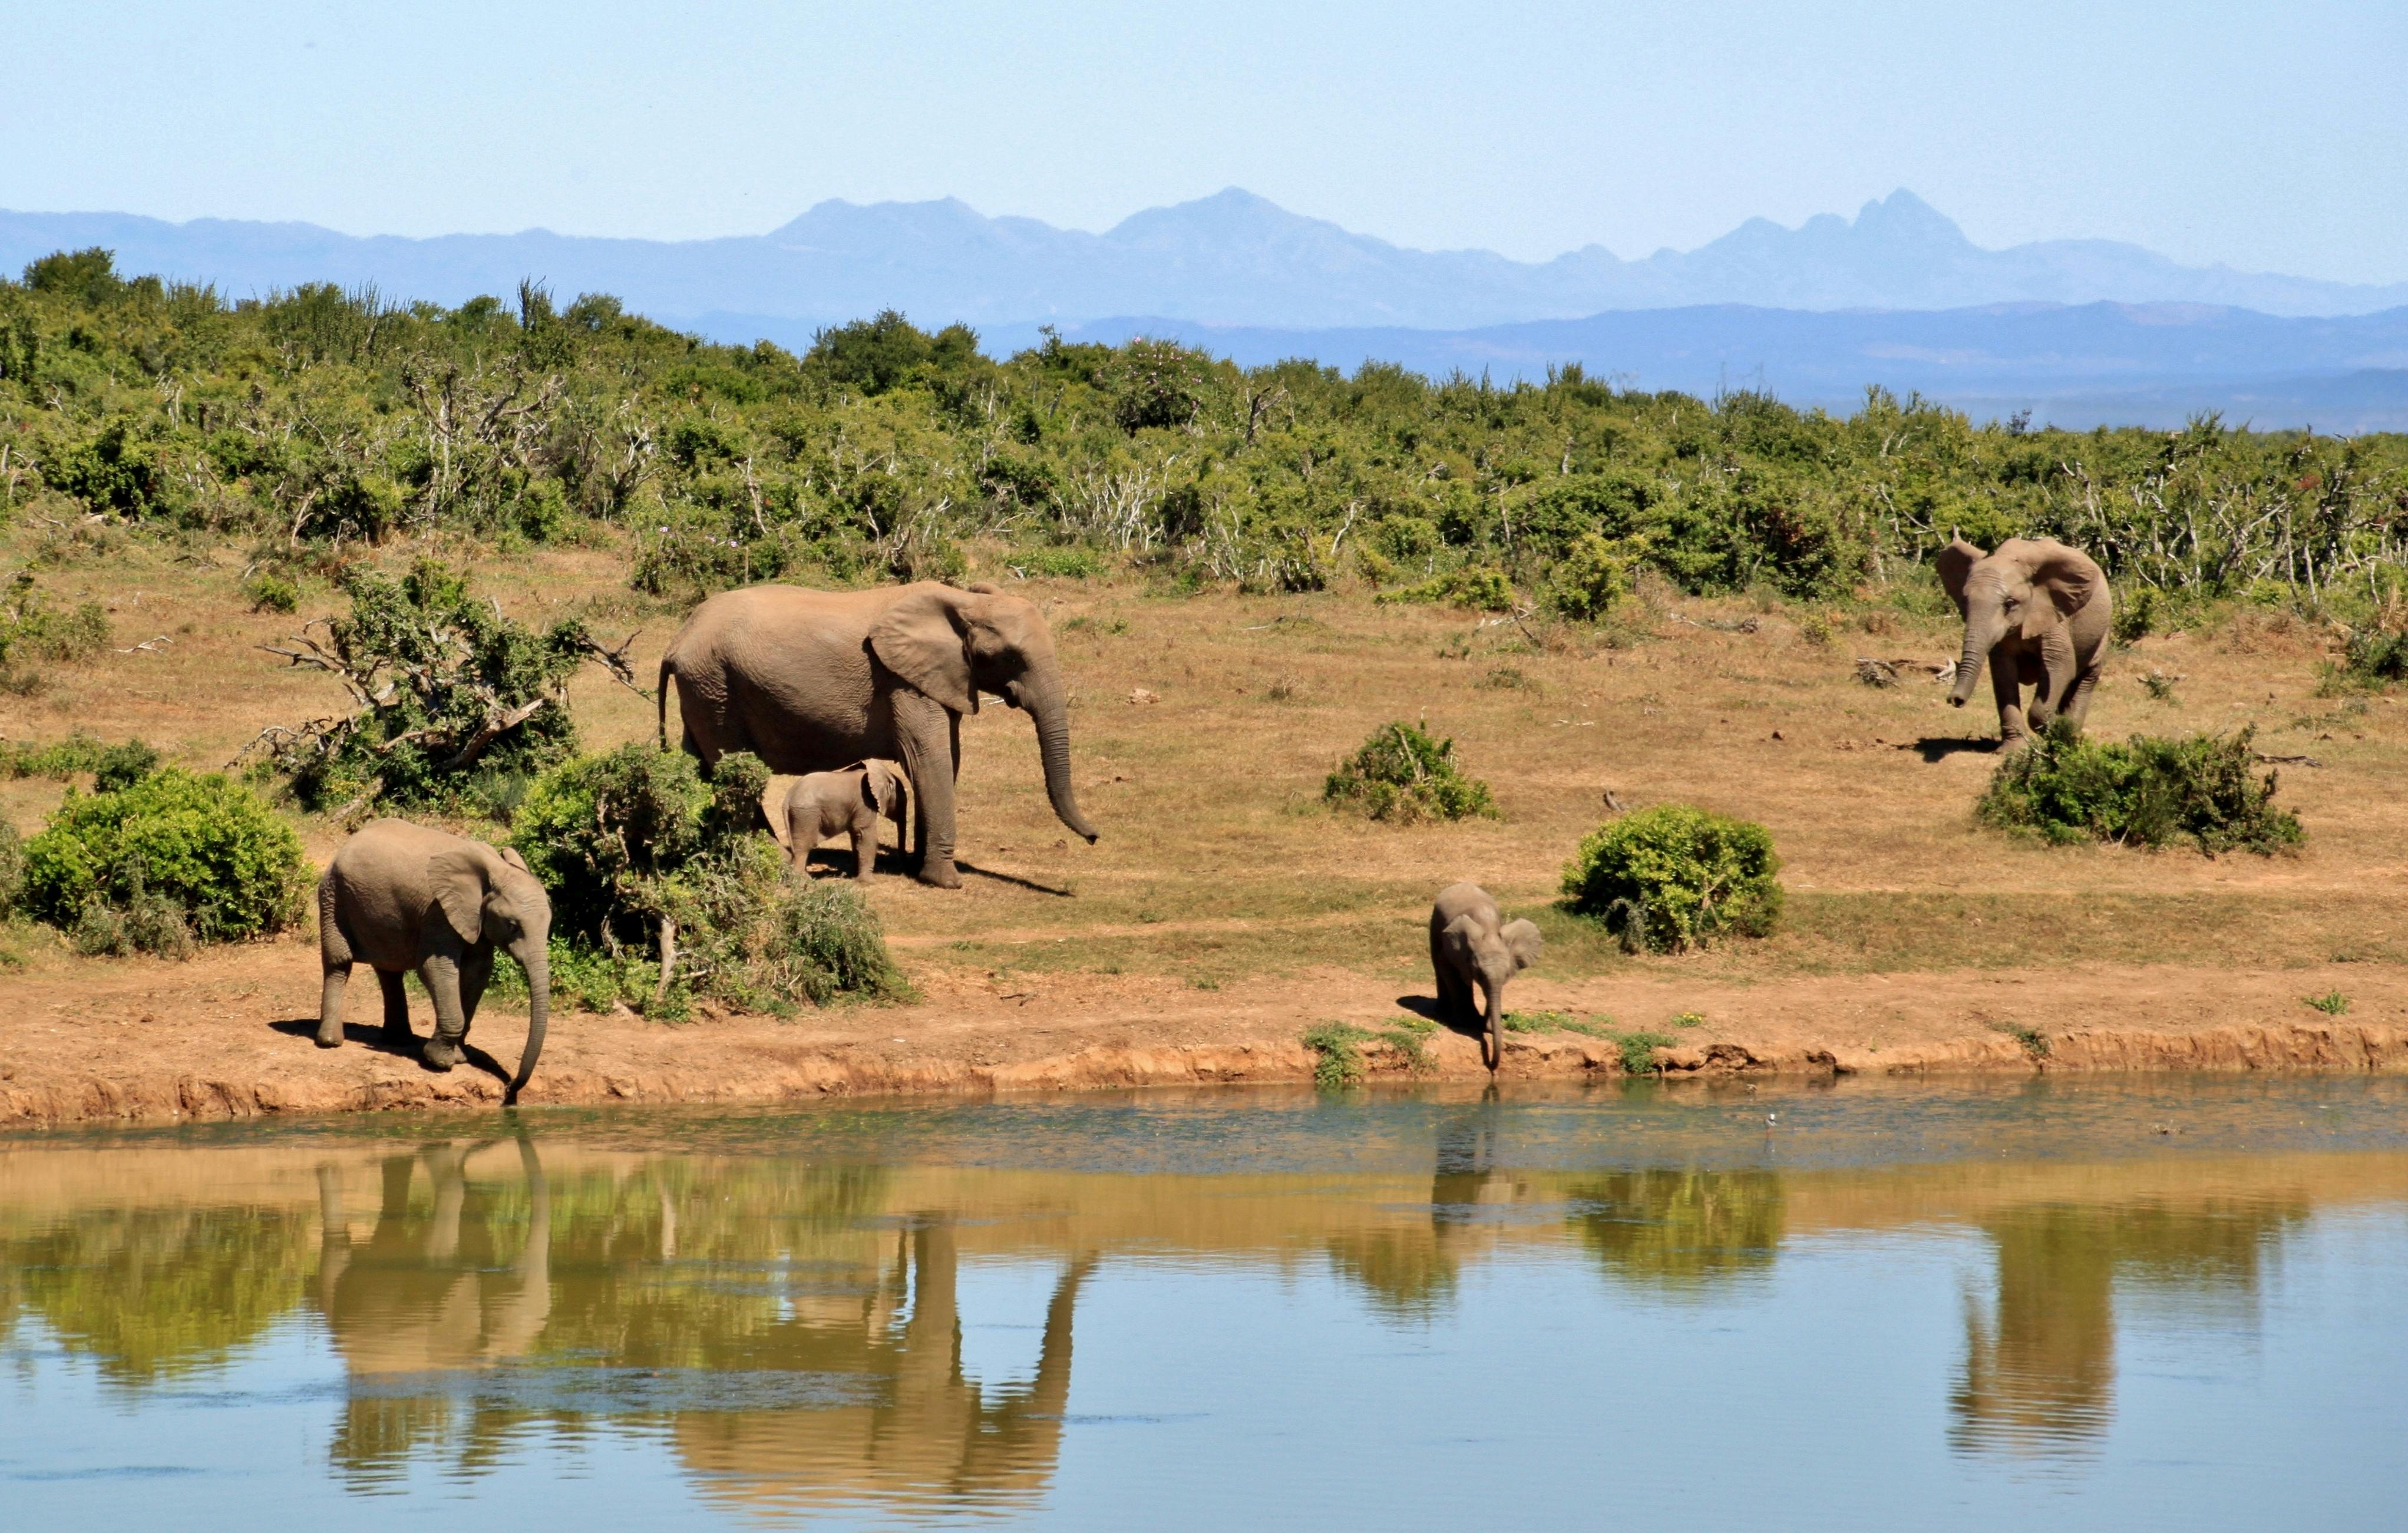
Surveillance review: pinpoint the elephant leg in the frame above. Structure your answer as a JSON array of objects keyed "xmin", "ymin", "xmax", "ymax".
[
  {"xmin": 851, "ymin": 811, "xmax": 878, "ymax": 880},
  {"xmin": 1990, "ymin": 647, "xmax": 2031, "ymax": 746},
  {"xmin": 316, "ymin": 959, "xmax": 351, "ymax": 1049},
  {"xmin": 2029, "ymin": 625, "xmax": 2079, "ymax": 735},
  {"xmin": 419, "ymin": 953, "xmax": 467, "ymax": 1071},
  {"xmin": 459, "ymin": 947, "xmax": 494, "ymax": 1035},
  {"xmin": 894, "ymin": 695, "xmax": 962, "ymax": 887},
  {"xmin": 2062, "ymin": 663, "xmax": 2102, "ymax": 734},
  {"xmin": 377, "ymin": 969, "xmax": 414, "ymax": 1046}
]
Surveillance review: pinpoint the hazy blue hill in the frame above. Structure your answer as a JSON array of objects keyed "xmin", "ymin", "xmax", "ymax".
[
  {"xmin": 946, "ymin": 302, "xmax": 2408, "ymax": 432},
  {"xmin": 9, "ymin": 188, "xmax": 2406, "ymax": 330}
]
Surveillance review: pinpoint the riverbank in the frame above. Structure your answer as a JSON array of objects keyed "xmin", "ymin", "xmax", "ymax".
[{"xmin": 6, "ymin": 937, "xmax": 2405, "ymax": 1128}]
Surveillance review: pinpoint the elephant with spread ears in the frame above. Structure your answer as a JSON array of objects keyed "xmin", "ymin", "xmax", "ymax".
[
  {"xmin": 1938, "ymin": 536, "xmax": 2112, "ymax": 746},
  {"xmin": 658, "ymin": 580, "xmax": 1098, "ymax": 888},
  {"xmin": 316, "ymin": 819, "xmax": 551, "ymax": 1101}
]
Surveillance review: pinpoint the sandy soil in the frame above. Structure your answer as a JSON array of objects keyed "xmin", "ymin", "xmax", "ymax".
[{"xmin": 5, "ymin": 932, "xmax": 2404, "ymax": 1128}]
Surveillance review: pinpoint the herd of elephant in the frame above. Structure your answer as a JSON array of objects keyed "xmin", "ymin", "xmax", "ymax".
[{"xmin": 309, "ymin": 536, "xmax": 2108, "ymax": 1096}]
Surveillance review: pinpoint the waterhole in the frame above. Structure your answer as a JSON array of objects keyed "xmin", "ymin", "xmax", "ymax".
[{"xmin": 4, "ymin": 1078, "xmax": 2403, "ymax": 1529}]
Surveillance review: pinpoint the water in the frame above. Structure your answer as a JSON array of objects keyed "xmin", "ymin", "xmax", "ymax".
[{"xmin": 4, "ymin": 1078, "xmax": 2404, "ymax": 1530}]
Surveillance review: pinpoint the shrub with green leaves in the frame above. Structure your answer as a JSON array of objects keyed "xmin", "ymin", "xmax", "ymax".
[
  {"xmin": 19, "ymin": 769, "xmax": 309, "ymax": 951},
  {"xmin": 1976, "ymin": 724, "xmax": 2302, "ymax": 854},
  {"xmin": 259, "ymin": 559, "xmax": 624, "ymax": 810},
  {"xmin": 1560, "ymin": 804, "xmax": 1783, "ymax": 952},
  {"xmin": 0, "ymin": 817, "xmax": 22, "ymax": 920},
  {"xmin": 511, "ymin": 745, "xmax": 902, "ymax": 1010},
  {"xmin": 1324, "ymin": 721, "xmax": 1498, "ymax": 824},
  {"xmin": 2336, "ymin": 626, "xmax": 2408, "ymax": 688},
  {"xmin": 1548, "ymin": 533, "xmax": 1631, "ymax": 622},
  {"xmin": 0, "ymin": 570, "xmax": 110, "ymax": 690},
  {"xmin": 1382, "ymin": 565, "xmax": 1518, "ymax": 612},
  {"xmin": 2, "ymin": 734, "xmax": 157, "ymax": 787}
]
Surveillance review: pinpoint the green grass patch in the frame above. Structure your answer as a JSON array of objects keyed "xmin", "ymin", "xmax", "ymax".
[
  {"xmin": 1302, "ymin": 1016, "xmax": 1441, "ymax": 1089},
  {"xmin": 1608, "ymin": 1030, "xmax": 1681, "ymax": 1075},
  {"xmin": 1977, "ymin": 724, "xmax": 2303, "ymax": 855},
  {"xmin": 1505, "ymin": 1010, "xmax": 1612, "ymax": 1038},
  {"xmin": 1989, "ymin": 1020, "xmax": 2052, "ymax": 1060},
  {"xmin": 2303, "ymin": 990, "xmax": 2351, "ymax": 1016}
]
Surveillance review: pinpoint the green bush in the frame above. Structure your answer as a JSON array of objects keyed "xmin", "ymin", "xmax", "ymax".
[
  {"xmin": 262, "ymin": 559, "xmax": 610, "ymax": 810},
  {"xmin": 1382, "ymin": 566, "xmax": 1518, "ymax": 612},
  {"xmin": 2336, "ymin": 626, "xmax": 2408, "ymax": 688},
  {"xmin": 0, "ymin": 817, "xmax": 22, "ymax": 919},
  {"xmin": 2, "ymin": 734, "xmax": 156, "ymax": 786},
  {"xmin": 1548, "ymin": 534, "xmax": 1631, "ymax": 622},
  {"xmin": 20, "ymin": 769, "xmax": 309, "ymax": 949},
  {"xmin": 0, "ymin": 570, "xmax": 110, "ymax": 690},
  {"xmin": 242, "ymin": 570, "xmax": 301, "ymax": 613},
  {"xmin": 1324, "ymin": 721, "xmax": 1498, "ymax": 824},
  {"xmin": 1976, "ymin": 724, "xmax": 2302, "ymax": 855},
  {"xmin": 512, "ymin": 745, "xmax": 901, "ymax": 1010},
  {"xmin": 1560, "ymin": 804, "xmax": 1783, "ymax": 952}
]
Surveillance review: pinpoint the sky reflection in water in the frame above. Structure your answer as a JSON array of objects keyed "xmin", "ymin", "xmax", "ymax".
[{"xmin": 2, "ymin": 1077, "xmax": 2404, "ymax": 1531}]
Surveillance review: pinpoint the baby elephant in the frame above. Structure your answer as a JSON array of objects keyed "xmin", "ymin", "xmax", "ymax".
[
  {"xmin": 316, "ymin": 820, "xmax": 551, "ymax": 1100},
  {"xmin": 782, "ymin": 760, "xmax": 910, "ymax": 879},
  {"xmin": 1429, "ymin": 882, "xmax": 1544, "ymax": 1072}
]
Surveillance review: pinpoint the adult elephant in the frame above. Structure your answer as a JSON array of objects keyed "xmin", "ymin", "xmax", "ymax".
[
  {"xmin": 1939, "ymin": 537, "xmax": 2112, "ymax": 746},
  {"xmin": 658, "ymin": 581, "xmax": 1098, "ymax": 888}
]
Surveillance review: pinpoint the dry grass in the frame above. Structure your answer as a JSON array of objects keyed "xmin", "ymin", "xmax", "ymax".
[{"xmin": 5, "ymin": 528, "xmax": 2403, "ymax": 997}]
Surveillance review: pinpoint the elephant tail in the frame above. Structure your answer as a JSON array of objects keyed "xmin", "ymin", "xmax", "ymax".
[{"xmin": 655, "ymin": 653, "xmax": 675, "ymax": 750}]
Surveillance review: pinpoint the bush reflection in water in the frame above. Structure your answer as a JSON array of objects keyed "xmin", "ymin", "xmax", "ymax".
[{"xmin": 0, "ymin": 1091, "xmax": 2394, "ymax": 1518}]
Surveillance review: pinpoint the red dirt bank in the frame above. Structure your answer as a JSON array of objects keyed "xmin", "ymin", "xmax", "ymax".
[{"xmin": 5, "ymin": 940, "xmax": 2404, "ymax": 1128}]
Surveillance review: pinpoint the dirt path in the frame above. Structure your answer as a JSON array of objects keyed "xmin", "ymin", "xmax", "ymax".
[{"xmin": 6, "ymin": 939, "xmax": 2404, "ymax": 1128}]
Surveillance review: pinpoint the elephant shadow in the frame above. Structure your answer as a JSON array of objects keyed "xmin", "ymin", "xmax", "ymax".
[
  {"xmin": 269, "ymin": 1017, "xmax": 514, "ymax": 1085},
  {"xmin": 1393, "ymin": 993, "xmax": 1485, "ymax": 1049},
  {"xmin": 1905, "ymin": 736, "xmax": 2002, "ymax": 764},
  {"xmin": 795, "ymin": 845, "xmax": 921, "ymax": 880}
]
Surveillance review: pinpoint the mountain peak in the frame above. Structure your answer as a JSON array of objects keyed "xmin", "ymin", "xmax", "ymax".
[{"xmin": 1853, "ymin": 189, "xmax": 1967, "ymax": 247}]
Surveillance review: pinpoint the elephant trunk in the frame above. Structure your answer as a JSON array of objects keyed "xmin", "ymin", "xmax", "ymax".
[
  {"xmin": 506, "ymin": 938, "xmax": 549, "ymax": 1104},
  {"xmin": 1482, "ymin": 986, "xmax": 1505, "ymax": 1072},
  {"xmin": 1027, "ymin": 684, "xmax": 1099, "ymax": 844},
  {"xmin": 1950, "ymin": 611, "xmax": 2002, "ymax": 707}
]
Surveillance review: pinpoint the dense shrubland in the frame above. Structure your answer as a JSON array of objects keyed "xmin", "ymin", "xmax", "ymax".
[{"xmin": 5, "ymin": 248, "xmax": 2406, "ymax": 632}]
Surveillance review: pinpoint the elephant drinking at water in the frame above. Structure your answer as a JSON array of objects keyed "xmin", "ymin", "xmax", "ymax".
[
  {"xmin": 315, "ymin": 819, "xmax": 551, "ymax": 1099},
  {"xmin": 658, "ymin": 581, "xmax": 1098, "ymax": 888}
]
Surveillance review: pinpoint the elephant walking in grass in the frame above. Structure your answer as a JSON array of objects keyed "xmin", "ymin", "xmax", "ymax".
[
  {"xmin": 780, "ymin": 760, "xmax": 911, "ymax": 879},
  {"xmin": 1429, "ymin": 883, "xmax": 1544, "ymax": 1072},
  {"xmin": 658, "ymin": 580, "xmax": 1098, "ymax": 888},
  {"xmin": 316, "ymin": 820, "xmax": 551, "ymax": 1101},
  {"xmin": 1939, "ymin": 537, "xmax": 2112, "ymax": 747}
]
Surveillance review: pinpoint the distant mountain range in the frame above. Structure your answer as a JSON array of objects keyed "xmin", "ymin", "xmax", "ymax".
[
  {"xmin": 5, "ymin": 190, "xmax": 2406, "ymax": 429},
  {"xmin": 6, "ymin": 189, "xmax": 2407, "ymax": 330}
]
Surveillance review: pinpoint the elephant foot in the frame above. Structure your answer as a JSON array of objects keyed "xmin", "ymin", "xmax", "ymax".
[
  {"xmin": 313, "ymin": 1025, "xmax": 342, "ymax": 1049},
  {"xmin": 421, "ymin": 1036, "xmax": 463, "ymax": 1072},
  {"xmin": 916, "ymin": 860, "xmax": 963, "ymax": 890}
]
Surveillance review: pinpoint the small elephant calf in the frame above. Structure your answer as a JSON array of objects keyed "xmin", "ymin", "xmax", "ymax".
[
  {"xmin": 782, "ymin": 760, "xmax": 910, "ymax": 879},
  {"xmin": 1429, "ymin": 881, "xmax": 1543, "ymax": 1072},
  {"xmin": 317, "ymin": 820, "xmax": 552, "ymax": 1099}
]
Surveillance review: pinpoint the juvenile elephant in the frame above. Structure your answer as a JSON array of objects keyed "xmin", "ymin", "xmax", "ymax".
[
  {"xmin": 316, "ymin": 820, "xmax": 550, "ymax": 1099},
  {"xmin": 1429, "ymin": 882, "xmax": 1543, "ymax": 1072},
  {"xmin": 1939, "ymin": 536, "xmax": 2111, "ymax": 745},
  {"xmin": 782, "ymin": 760, "xmax": 910, "ymax": 879},
  {"xmin": 658, "ymin": 580, "xmax": 1098, "ymax": 888}
]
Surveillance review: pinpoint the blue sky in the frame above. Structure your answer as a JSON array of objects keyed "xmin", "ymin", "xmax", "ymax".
[{"xmin": 5, "ymin": 1, "xmax": 2403, "ymax": 282}]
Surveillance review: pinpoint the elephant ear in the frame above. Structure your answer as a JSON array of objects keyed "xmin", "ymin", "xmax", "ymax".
[
  {"xmin": 497, "ymin": 847, "xmax": 530, "ymax": 873},
  {"xmin": 1441, "ymin": 912, "xmax": 1482, "ymax": 958},
  {"xmin": 1502, "ymin": 918, "xmax": 1543, "ymax": 972},
  {"xmin": 428, "ymin": 845, "xmax": 493, "ymax": 947},
  {"xmin": 867, "ymin": 588, "xmax": 977, "ymax": 715},
  {"xmin": 857, "ymin": 764, "xmax": 893, "ymax": 818},
  {"xmin": 2026, "ymin": 541, "xmax": 2103, "ymax": 633},
  {"xmin": 1936, "ymin": 537, "xmax": 1983, "ymax": 619}
]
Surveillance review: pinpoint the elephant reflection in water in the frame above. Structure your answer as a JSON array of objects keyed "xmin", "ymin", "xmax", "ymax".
[
  {"xmin": 1951, "ymin": 1196, "xmax": 2305, "ymax": 1458},
  {"xmin": 671, "ymin": 1222, "xmax": 1096, "ymax": 1519},
  {"xmin": 1326, "ymin": 1099, "xmax": 1522, "ymax": 1321},
  {"xmin": 313, "ymin": 1138, "xmax": 551, "ymax": 1479}
]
